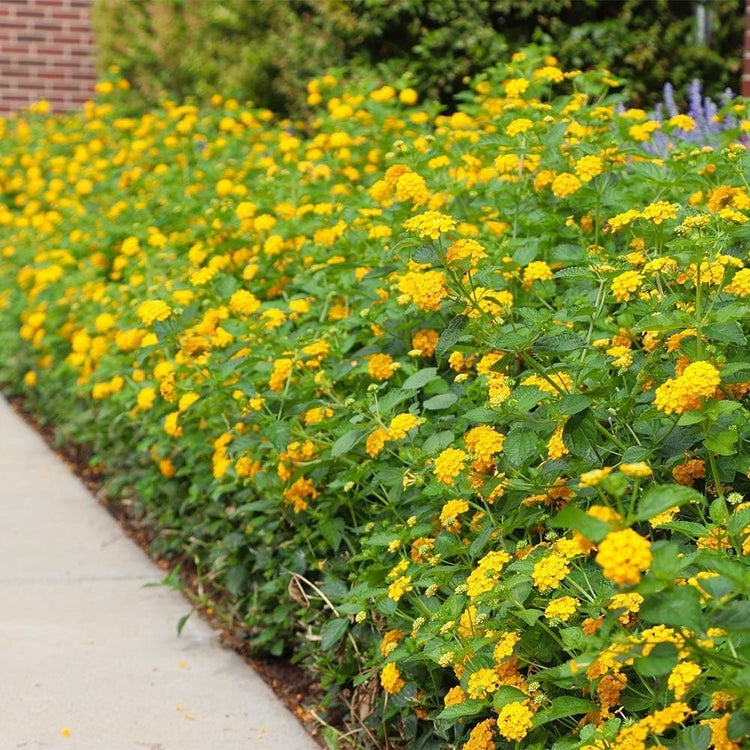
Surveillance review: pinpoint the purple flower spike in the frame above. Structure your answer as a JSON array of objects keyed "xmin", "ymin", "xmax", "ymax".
[
  {"xmin": 642, "ymin": 76, "xmax": 743, "ymax": 154},
  {"xmin": 662, "ymin": 82, "xmax": 678, "ymax": 118}
]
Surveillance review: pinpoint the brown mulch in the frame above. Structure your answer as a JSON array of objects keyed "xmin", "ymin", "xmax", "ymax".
[{"xmin": 6, "ymin": 394, "xmax": 327, "ymax": 746}]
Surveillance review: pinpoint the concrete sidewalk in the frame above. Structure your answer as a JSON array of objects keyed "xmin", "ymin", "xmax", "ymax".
[{"xmin": 0, "ymin": 396, "xmax": 319, "ymax": 750}]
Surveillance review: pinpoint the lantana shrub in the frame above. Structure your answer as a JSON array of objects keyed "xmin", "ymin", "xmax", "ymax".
[{"xmin": 1, "ymin": 52, "xmax": 749, "ymax": 749}]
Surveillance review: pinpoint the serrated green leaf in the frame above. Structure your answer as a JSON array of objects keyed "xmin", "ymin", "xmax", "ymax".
[
  {"xmin": 320, "ymin": 617, "xmax": 349, "ymax": 650},
  {"xmin": 402, "ymin": 367, "xmax": 439, "ymax": 390},
  {"xmin": 641, "ymin": 587, "xmax": 705, "ymax": 633},
  {"xmin": 727, "ymin": 711, "xmax": 750, "ymax": 741},
  {"xmin": 633, "ymin": 484, "xmax": 703, "ymax": 522},
  {"xmin": 423, "ymin": 392, "xmax": 458, "ymax": 410},
  {"xmin": 634, "ymin": 642, "xmax": 679, "ymax": 677},
  {"xmin": 550, "ymin": 506, "xmax": 610, "ymax": 542},
  {"xmin": 533, "ymin": 332, "xmax": 587, "ymax": 353},
  {"xmin": 562, "ymin": 410, "xmax": 598, "ymax": 460},
  {"xmin": 558, "ymin": 394, "xmax": 592, "ymax": 415},
  {"xmin": 728, "ymin": 505, "xmax": 750, "ymax": 536},
  {"xmin": 503, "ymin": 427, "xmax": 537, "ymax": 467},
  {"xmin": 331, "ymin": 428, "xmax": 363, "ymax": 458},
  {"xmin": 711, "ymin": 601, "xmax": 750, "ymax": 631},
  {"xmin": 493, "ymin": 686, "xmax": 528, "ymax": 711},
  {"xmin": 436, "ymin": 315, "xmax": 469, "ymax": 358},
  {"xmin": 436, "ymin": 699, "xmax": 485, "ymax": 721},
  {"xmin": 411, "ymin": 245, "xmax": 439, "ymax": 264},
  {"xmin": 532, "ymin": 697, "xmax": 597, "ymax": 728},
  {"xmin": 704, "ymin": 430, "xmax": 738, "ymax": 456},
  {"xmin": 423, "ymin": 430, "xmax": 456, "ymax": 455}
]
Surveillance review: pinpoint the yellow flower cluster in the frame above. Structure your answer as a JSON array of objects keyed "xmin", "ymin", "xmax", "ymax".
[
  {"xmin": 380, "ymin": 662, "xmax": 405, "ymax": 694},
  {"xmin": 532, "ymin": 553, "xmax": 570, "ymax": 591},
  {"xmin": 544, "ymin": 595, "xmax": 580, "ymax": 621},
  {"xmin": 402, "ymin": 210, "xmax": 457, "ymax": 239},
  {"xmin": 398, "ymin": 270, "xmax": 449, "ymax": 311},
  {"xmin": 611, "ymin": 270, "xmax": 643, "ymax": 302},
  {"xmin": 137, "ymin": 300, "xmax": 172, "ymax": 325},
  {"xmin": 654, "ymin": 361, "xmax": 721, "ymax": 415},
  {"xmin": 465, "ymin": 549, "xmax": 511, "ymax": 598},
  {"xmin": 462, "ymin": 718, "xmax": 495, "ymax": 750},
  {"xmin": 496, "ymin": 701, "xmax": 534, "ymax": 741},
  {"xmin": 434, "ymin": 448, "xmax": 467, "ymax": 486},
  {"xmin": 596, "ymin": 529, "xmax": 652, "ymax": 586}
]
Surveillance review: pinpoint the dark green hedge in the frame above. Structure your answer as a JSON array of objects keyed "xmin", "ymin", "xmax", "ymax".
[{"xmin": 93, "ymin": 0, "xmax": 746, "ymax": 115}]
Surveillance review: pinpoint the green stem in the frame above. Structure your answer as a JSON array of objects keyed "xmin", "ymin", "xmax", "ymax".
[
  {"xmin": 706, "ymin": 449, "xmax": 724, "ymax": 500},
  {"xmin": 695, "ymin": 262, "xmax": 703, "ymax": 360}
]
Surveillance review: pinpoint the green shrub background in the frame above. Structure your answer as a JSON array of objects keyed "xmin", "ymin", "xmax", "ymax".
[{"xmin": 92, "ymin": 0, "xmax": 747, "ymax": 115}]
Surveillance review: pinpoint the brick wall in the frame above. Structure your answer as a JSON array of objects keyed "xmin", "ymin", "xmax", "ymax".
[
  {"xmin": 743, "ymin": 0, "xmax": 750, "ymax": 97},
  {"xmin": 0, "ymin": 0, "xmax": 96, "ymax": 113}
]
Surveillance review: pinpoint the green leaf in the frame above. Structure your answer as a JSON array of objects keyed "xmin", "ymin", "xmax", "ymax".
[
  {"xmin": 331, "ymin": 428, "xmax": 363, "ymax": 458},
  {"xmin": 176, "ymin": 609, "xmax": 194, "ymax": 637},
  {"xmin": 436, "ymin": 699, "xmax": 485, "ymax": 721},
  {"xmin": 423, "ymin": 430, "xmax": 456, "ymax": 455},
  {"xmin": 662, "ymin": 725, "xmax": 711, "ymax": 750},
  {"xmin": 711, "ymin": 601, "xmax": 750, "ymax": 631},
  {"xmin": 621, "ymin": 445, "xmax": 651, "ymax": 463},
  {"xmin": 728, "ymin": 505, "xmax": 750, "ymax": 536},
  {"xmin": 436, "ymin": 315, "xmax": 469, "ymax": 358},
  {"xmin": 704, "ymin": 430, "xmax": 738, "ymax": 456},
  {"xmin": 411, "ymin": 245, "xmax": 439, "ymax": 264},
  {"xmin": 641, "ymin": 587, "xmax": 705, "ymax": 634},
  {"xmin": 375, "ymin": 388, "xmax": 412, "ymax": 415},
  {"xmin": 704, "ymin": 322, "xmax": 746, "ymax": 345},
  {"xmin": 562, "ymin": 410, "xmax": 598, "ymax": 460},
  {"xmin": 510, "ymin": 386, "xmax": 547, "ymax": 412},
  {"xmin": 503, "ymin": 427, "xmax": 537, "ymax": 467},
  {"xmin": 320, "ymin": 617, "xmax": 349, "ymax": 650},
  {"xmin": 550, "ymin": 506, "xmax": 610, "ymax": 542},
  {"xmin": 558, "ymin": 394, "xmax": 592, "ymax": 415},
  {"xmin": 633, "ymin": 484, "xmax": 703, "ymax": 522},
  {"xmin": 469, "ymin": 525, "xmax": 494, "ymax": 557},
  {"xmin": 532, "ymin": 697, "xmax": 597, "ymax": 728},
  {"xmin": 319, "ymin": 518, "xmax": 345, "ymax": 550},
  {"xmin": 423, "ymin": 392, "xmax": 458, "ymax": 410},
  {"xmin": 664, "ymin": 520, "xmax": 709, "ymax": 538},
  {"xmin": 727, "ymin": 711, "xmax": 750, "ymax": 741},
  {"xmin": 493, "ymin": 686, "xmax": 528, "ymax": 711},
  {"xmin": 402, "ymin": 367, "xmax": 439, "ymax": 390},
  {"xmin": 224, "ymin": 565, "xmax": 247, "ymax": 596},
  {"xmin": 321, "ymin": 726, "xmax": 341, "ymax": 749},
  {"xmin": 512, "ymin": 244, "xmax": 539, "ymax": 265},
  {"xmin": 462, "ymin": 407, "xmax": 497, "ymax": 423},
  {"xmin": 709, "ymin": 497, "xmax": 728, "ymax": 524},
  {"xmin": 651, "ymin": 541, "xmax": 698, "ymax": 579},
  {"xmin": 634, "ymin": 642, "xmax": 678, "ymax": 677},
  {"xmin": 533, "ymin": 333, "xmax": 587, "ymax": 353},
  {"xmin": 264, "ymin": 420, "xmax": 291, "ymax": 450},
  {"xmin": 677, "ymin": 411, "xmax": 706, "ymax": 426},
  {"xmin": 553, "ymin": 266, "xmax": 592, "ymax": 280},
  {"xmin": 516, "ymin": 608, "xmax": 543, "ymax": 626}
]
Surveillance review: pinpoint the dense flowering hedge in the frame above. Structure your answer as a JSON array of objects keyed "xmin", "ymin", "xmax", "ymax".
[{"xmin": 1, "ymin": 52, "xmax": 749, "ymax": 749}]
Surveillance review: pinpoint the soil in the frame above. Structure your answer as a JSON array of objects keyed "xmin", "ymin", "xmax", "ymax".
[{"xmin": 6, "ymin": 394, "xmax": 327, "ymax": 746}]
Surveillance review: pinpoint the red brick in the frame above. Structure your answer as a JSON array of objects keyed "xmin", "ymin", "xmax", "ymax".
[
  {"xmin": 49, "ymin": 11, "xmax": 79, "ymax": 21},
  {"xmin": 0, "ymin": 0, "xmax": 95, "ymax": 112},
  {"xmin": 0, "ymin": 44, "xmax": 32, "ymax": 54}
]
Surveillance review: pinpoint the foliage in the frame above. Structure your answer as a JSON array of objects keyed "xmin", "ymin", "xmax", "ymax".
[
  {"xmin": 330, "ymin": 0, "xmax": 746, "ymax": 106},
  {"xmin": 1, "ymin": 51, "xmax": 750, "ymax": 748},
  {"xmin": 91, "ymin": 0, "xmax": 747, "ymax": 115}
]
